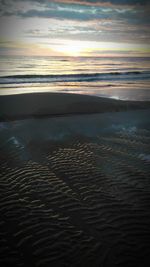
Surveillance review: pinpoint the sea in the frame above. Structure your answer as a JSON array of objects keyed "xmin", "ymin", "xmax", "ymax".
[{"xmin": 0, "ymin": 55, "xmax": 150, "ymax": 101}]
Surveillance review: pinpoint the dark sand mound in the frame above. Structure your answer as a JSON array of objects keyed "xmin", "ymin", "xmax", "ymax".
[
  {"xmin": 0, "ymin": 93, "xmax": 150, "ymax": 267},
  {"xmin": 0, "ymin": 92, "xmax": 150, "ymax": 121}
]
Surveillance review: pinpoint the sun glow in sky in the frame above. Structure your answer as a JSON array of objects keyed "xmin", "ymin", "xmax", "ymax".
[
  {"xmin": 0, "ymin": 0, "xmax": 150, "ymax": 57},
  {"xmin": 51, "ymin": 41, "xmax": 86, "ymax": 56}
]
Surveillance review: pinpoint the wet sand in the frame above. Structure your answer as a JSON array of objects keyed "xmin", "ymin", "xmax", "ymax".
[
  {"xmin": 0, "ymin": 93, "xmax": 150, "ymax": 267},
  {"xmin": 0, "ymin": 92, "xmax": 150, "ymax": 121}
]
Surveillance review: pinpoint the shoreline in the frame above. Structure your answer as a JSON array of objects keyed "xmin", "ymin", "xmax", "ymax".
[{"xmin": 0, "ymin": 92, "xmax": 150, "ymax": 121}]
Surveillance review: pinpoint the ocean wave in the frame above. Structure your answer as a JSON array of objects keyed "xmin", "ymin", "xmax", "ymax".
[{"xmin": 0, "ymin": 71, "xmax": 150, "ymax": 84}]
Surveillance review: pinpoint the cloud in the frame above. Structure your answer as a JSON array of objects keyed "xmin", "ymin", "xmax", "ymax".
[
  {"xmin": 0, "ymin": 0, "xmax": 150, "ymax": 55},
  {"xmin": 47, "ymin": 0, "xmax": 150, "ymax": 6},
  {"xmin": 1, "ymin": 0, "xmax": 149, "ymax": 15},
  {"xmin": 14, "ymin": 9, "xmax": 108, "ymax": 21},
  {"xmin": 4, "ymin": 0, "xmax": 148, "ymax": 5},
  {"xmin": 1, "ymin": 0, "xmax": 149, "ymax": 24}
]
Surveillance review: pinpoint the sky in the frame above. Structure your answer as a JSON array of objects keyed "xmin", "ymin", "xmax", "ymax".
[{"xmin": 0, "ymin": 0, "xmax": 150, "ymax": 56}]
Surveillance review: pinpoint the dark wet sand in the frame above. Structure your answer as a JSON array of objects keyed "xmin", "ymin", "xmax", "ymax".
[
  {"xmin": 0, "ymin": 92, "xmax": 150, "ymax": 121},
  {"xmin": 0, "ymin": 93, "xmax": 150, "ymax": 267}
]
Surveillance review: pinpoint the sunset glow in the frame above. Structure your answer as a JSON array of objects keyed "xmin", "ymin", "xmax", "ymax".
[
  {"xmin": 53, "ymin": 41, "xmax": 87, "ymax": 56},
  {"xmin": 0, "ymin": 0, "xmax": 149, "ymax": 57}
]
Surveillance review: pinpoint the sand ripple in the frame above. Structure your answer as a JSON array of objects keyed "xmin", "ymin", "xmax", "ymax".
[{"xmin": 0, "ymin": 123, "xmax": 150, "ymax": 266}]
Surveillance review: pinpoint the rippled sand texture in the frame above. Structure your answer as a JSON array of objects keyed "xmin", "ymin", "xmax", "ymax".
[{"xmin": 0, "ymin": 112, "xmax": 150, "ymax": 267}]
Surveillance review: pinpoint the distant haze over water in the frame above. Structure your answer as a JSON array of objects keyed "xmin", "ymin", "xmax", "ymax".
[{"xmin": 0, "ymin": 55, "xmax": 150, "ymax": 101}]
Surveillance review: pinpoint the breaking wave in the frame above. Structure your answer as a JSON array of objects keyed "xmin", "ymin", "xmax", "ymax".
[{"xmin": 0, "ymin": 71, "xmax": 150, "ymax": 84}]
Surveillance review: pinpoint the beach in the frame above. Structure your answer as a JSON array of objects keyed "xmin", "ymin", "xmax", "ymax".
[
  {"xmin": 0, "ymin": 92, "xmax": 150, "ymax": 266},
  {"xmin": 1, "ymin": 0, "xmax": 150, "ymax": 264},
  {"xmin": 0, "ymin": 92, "xmax": 150, "ymax": 121}
]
